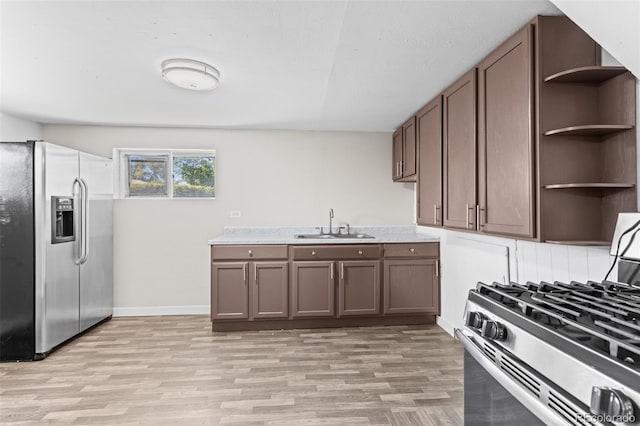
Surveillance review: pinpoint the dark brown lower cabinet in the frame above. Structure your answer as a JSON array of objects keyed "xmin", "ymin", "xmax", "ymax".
[
  {"xmin": 251, "ymin": 262, "xmax": 288, "ymax": 319},
  {"xmin": 211, "ymin": 262, "xmax": 249, "ymax": 320},
  {"xmin": 383, "ymin": 259, "xmax": 439, "ymax": 314},
  {"xmin": 338, "ymin": 260, "xmax": 380, "ymax": 316},
  {"xmin": 211, "ymin": 243, "xmax": 439, "ymax": 331},
  {"xmin": 212, "ymin": 261, "xmax": 289, "ymax": 320},
  {"xmin": 291, "ymin": 261, "xmax": 335, "ymax": 317}
]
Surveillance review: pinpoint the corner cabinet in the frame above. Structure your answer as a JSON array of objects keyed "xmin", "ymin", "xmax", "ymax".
[
  {"xmin": 536, "ymin": 17, "xmax": 637, "ymax": 245},
  {"xmin": 211, "ymin": 242, "xmax": 439, "ymax": 331},
  {"xmin": 392, "ymin": 117, "xmax": 417, "ymax": 182}
]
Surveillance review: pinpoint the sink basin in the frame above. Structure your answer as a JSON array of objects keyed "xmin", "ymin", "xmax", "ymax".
[
  {"xmin": 333, "ymin": 233, "xmax": 375, "ymax": 239},
  {"xmin": 294, "ymin": 233, "xmax": 375, "ymax": 239}
]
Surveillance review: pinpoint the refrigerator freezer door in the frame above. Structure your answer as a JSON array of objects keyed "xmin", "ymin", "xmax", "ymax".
[
  {"xmin": 79, "ymin": 152, "xmax": 113, "ymax": 331},
  {"xmin": 36, "ymin": 143, "xmax": 80, "ymax": 354},
  {"xmin": 0, "ymin": 142, "xmax": 36, "ymax": 361}
]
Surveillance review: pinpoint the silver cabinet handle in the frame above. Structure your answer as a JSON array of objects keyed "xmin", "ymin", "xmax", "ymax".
[
  {"xmin": 466, "ymin": 204, "xmax": 475, "ymax": 229},
  {"xmin": 311, "ymin": 250, "xmax": 317, "ymax": 256},
  {"xmin": 248, "ymin": 249, "xmax": 253, "ymax": 256},
  {"xmin": 254, "ymin": 263, "xmax": 257, "ymax": 281},
  {"xmin": 478, "ymin": 205, "xmax": 485, "ymax": 229},
  {"xmin": 330, "ymin": 263, "xmax": 334, "ymax": 280},
  {"xmin": 435, "ymin": 260, "xmax": 439, "ymax": 277},
  {"xmin": 243, "ymin": 264, "xmax": 247, "ymax": 283},
  {"xmin": 341, "ymin": 262, "xmax": 344, "ymax": 280},
  {"xmin": 409, "ymin": 248, "xmax": 415, "ymax": 253},
  {"xmin": 466, "ymin": 203, "xmax": 470, "ymax": 229},
  {"xmin": 434, "ymin": 204, "xmax": 438, "ymax": 225},
  {"xmin": 357, "ymin": 250, "xmax": 363, "ymax": 255}
]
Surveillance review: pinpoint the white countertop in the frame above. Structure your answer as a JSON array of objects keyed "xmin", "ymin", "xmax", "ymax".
[{"xmin": 208, "ymin": 225, "xmax": 439, "ymax": 245}]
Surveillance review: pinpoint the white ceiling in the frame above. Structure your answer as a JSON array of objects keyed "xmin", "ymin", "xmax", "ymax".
[{"xmin": 0, "ymin": 0, "xmax": 561, "ymax": 132}]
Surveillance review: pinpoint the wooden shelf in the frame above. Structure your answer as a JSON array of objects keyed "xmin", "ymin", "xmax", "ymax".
[
  {"xmin": 545, "ymin": 240, "xmax": 609, "ymax": 246},
  {"xmin": 544, "ymin": 183, "xmax": 635, "ymax": 190},
  {"xmin": 544, "ymin": 124, "xmax": 634, "ymax": 137},
  {"xmin": 544, "ymin": 66, "xmax": 627, "ymax": 83}
]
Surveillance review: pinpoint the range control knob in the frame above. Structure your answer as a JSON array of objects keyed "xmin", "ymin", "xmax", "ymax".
[
  {"xmin": 465, "ymin": 311, "xmax": 485, "ymax": 329},
  {"xmin": 481, "ymin": 320, "xmax": 507, "ymax": 341},
  {"xmin": 591, "ymin": 386, "xmax": 635, "ymax": 419}
]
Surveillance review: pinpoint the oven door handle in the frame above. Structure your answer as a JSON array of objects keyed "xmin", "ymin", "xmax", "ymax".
[{"xmin": 455, "ymin": 329, "xmax": 576, "ymax": 426}]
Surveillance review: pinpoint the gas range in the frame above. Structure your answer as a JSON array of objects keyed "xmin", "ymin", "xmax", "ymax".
[{"xmin": 457, "ymin": 280, "xmax": 640, "ymax": 425}]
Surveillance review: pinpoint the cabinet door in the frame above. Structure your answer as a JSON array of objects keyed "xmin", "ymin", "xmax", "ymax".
[
  {"xmin": 443, "ymin": 69, "xmax": 477, "ymax": 230},
  {"xmin": 251, "ymin": 262, "xmax": 288, "ymax": 319},
  {"xmin": 211, "ymin": 262, "xmax": 248, "ymax": 320},
  {"xmin": 383, "ymin": 259, "xmax": 439, "ymax": 314},
  {"xmin": 478, "ymin": 25, "xmax": 535, "ymax": 238},
  {"xmin": 392, "ymin": 129, "xmax": 403, "ymax": 181},
  {"xmin": 291, "ymin": 261, "xmax": 335, "ymax": 317},
  {"xmin": 416, "ymin": 97, "xmax": 443, "ymax": 226},
  {"xmin": 338, "ymin": 261, "xmax": 380, "ymax": 316},
  {"xmin": 402, "ymin": 116, "xmax": 417, "ymax": 179}
]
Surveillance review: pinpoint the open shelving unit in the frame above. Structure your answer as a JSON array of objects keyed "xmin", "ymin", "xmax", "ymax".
[
  {"xmin": 544, "ymin": 124, "xmax": 633, "ymax": 137},
  {"xmin": 544, "ymin": 66, "xmax": 627, "ymax": 84},
  {"xmin": 538, "ymin": 60, "xmax": 636, "ymax": 246}
]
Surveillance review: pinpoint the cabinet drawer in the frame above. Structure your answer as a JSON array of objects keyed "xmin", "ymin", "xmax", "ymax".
[
  {"xmin": 383, "ymin": 243, "xmax": 438, "ymax": 258},
  {"xmin": 291, "ymin": 245, "xmax": 381, "ymax": 260},
  {"xmin": 211, "ymin": 245, "xmax": 288, "ymax": 260}
]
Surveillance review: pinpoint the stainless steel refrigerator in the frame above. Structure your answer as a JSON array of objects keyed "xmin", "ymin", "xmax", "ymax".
[{"xmin": 0, "ymin": 141, "xmax": 113, "ymax": 361}]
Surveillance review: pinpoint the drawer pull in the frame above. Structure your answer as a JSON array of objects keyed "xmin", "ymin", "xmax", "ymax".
[
  {"xmin": 311, "ymin": 250, "xmax": 317, "ymax": 256},
  {"xmin": 409, "ymin": 248, "xmax": 415, "ymax": 253},
  {"xmin": 358, "ymin": 250, "xmax": 363, "ymax": 255},
  {"xmin": 248, "ymin": 249, "xmax": 253, "ymax": 256}
]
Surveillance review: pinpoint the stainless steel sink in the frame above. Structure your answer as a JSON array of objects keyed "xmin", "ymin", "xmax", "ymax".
[
  {"xmin": 334, "ymin": 233, "xmax": 374, "ymax": 239},
  {"xmin": 295, "ymin": 234, "xmax": 336, "ymax": 239},
  {"xmin": 294, "ymin": 233, "xmax": 374, "ymax": 239}
]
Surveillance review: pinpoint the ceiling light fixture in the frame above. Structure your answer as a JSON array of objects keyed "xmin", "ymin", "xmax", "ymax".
[{"xmin": 161, "ymin": 58, "xmax": 220, "ymax": 91}]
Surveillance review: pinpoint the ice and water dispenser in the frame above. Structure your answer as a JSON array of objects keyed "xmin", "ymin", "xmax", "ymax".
[{"xmin": 51, "ymin": 196, "xmax": 75, "ymax": 243}]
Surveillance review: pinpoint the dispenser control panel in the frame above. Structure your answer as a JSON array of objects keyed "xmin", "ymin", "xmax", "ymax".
[{"xmin": 51, "ymin": 196, "xmax": 75, "ymax": 244}]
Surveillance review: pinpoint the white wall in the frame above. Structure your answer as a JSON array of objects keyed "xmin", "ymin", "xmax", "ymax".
[
  {"xmin": 550, "ymin": 0, "xmax": 639, "ymax": 79},
  {"xmin": 422, "ymin": 226, "xmax": 615, "ymax": 335},
  {"xmin": 0, "ymin": 113, "xmax": 42, "ymax": 141},
  {"xmin": 43, "ymin": 125, "xmax": 415, "ymax": 315}
]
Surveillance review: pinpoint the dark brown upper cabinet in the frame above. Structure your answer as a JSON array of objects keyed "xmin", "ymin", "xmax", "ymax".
[
  {"xmin": 442, "ymin": 69, "xmax": 477, "ymax": 231},
  {"xmin": 416, "ymin": 96, "xmax": 443, "ymax": 227},
  {"xmin": 477, "ymin": 25, "xmax": 535, "ymax": 238},
  {"xmin": 392, "ymin": 117, "xmax": 417, "ymax": 182},
  {"xmin": 392, "ymin": 129, "xmax": 403, "ymax": 180}
]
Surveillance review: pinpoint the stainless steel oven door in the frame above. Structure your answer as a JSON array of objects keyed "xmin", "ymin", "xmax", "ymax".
[{"xmin": 455, "ymin": 329, "xmax": 602, "ymax": 426}]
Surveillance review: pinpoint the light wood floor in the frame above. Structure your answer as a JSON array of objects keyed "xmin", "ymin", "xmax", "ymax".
[{"xmin": 0, "ymin": 316, "xmax": 463, "ymax": 425}]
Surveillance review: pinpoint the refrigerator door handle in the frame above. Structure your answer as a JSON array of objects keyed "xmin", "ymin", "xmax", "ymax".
[
  {"xmin": 73, "ymin": 178, "xmax": 84, "ymax": 265},
  {"xmin": 79, "ymin": 178, "xmax": 89, "ymax": 264}
]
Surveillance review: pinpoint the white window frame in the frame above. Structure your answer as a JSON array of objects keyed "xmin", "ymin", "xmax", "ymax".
[{"xmin": 114, "ymin": 148, "xmax": 216, "ymax": 199}]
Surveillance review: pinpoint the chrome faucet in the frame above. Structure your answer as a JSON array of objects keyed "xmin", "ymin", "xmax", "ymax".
[{"xmin": 328, "ymin": 208, "xmax": 334, "ymax": 234}]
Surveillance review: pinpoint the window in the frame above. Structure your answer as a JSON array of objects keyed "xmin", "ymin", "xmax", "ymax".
[{"xmin": 115, "ymin": 149, "xmax": 216, "ymax": 199}]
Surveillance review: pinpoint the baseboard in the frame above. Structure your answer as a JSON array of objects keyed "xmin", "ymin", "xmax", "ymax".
[
  {"xmin": 113, "ymin": 305, "xmax": 209, "ymax": 317},
  {"xmin": 436, "ymin": 315, "xmax": 456, "ymax": 337}
]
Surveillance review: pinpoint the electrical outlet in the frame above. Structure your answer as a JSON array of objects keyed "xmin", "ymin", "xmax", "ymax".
[{"xmin": 230, "ymin": 210, "xmax": 241, "ymax": 218}]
